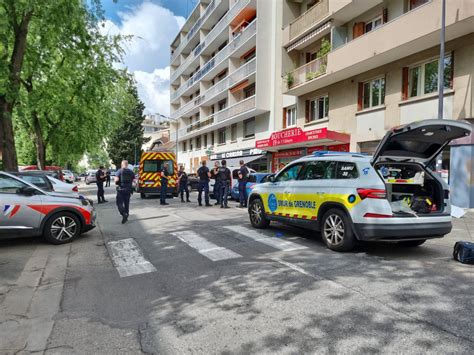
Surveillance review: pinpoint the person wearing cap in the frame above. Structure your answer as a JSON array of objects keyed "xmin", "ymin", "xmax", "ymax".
[{"xmin": 95, "ymin": 165, "xmax": 107, "ymax": 204}]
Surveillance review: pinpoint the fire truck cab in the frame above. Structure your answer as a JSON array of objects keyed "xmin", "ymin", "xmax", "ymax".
[{"xmin": 138, "ymin": 150, "xmax": 178, "ymax": 199}]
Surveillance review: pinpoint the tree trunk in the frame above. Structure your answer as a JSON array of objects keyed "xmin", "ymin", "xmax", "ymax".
[
  {"xmin": 32, "ymin": 111, "xmax": 46, "ymax": 170},
  {"xmin": 0, "ymin": 9, "xmax": 34, "ymax": 171}
]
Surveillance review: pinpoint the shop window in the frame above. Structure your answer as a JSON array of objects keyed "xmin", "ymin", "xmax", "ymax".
[
  {"xmin": 244, "ymin": 118, "xmax": 255, "ymax": 138},
  {"xmin": 218, "ymin": 128, "xmax": 226, "ymax": 144},
  {"xmin": 336, "ymin": 162, "xmax": 359, "ymax": 179},
  {"xmin": 306, "ymin": 95, "xmax": 329, "ymax": 122},
  {"xmin": 286, "ymin": 106, "xmax": 297, "ymax": 127},
  {"xmin": 231, "ymin": 124, "xmax": 237, "ymax": 142},
  {"xmin": 300, "ymin": 161, "xmax": 336, "ymax": 180},
  {"xmin": 244, "ymin": 83, "xmax": 256, "ymax": 98},
  {"xmin": 361, "ymin": 77, "xmax": 385, "ymax": 109},
  {"xmin": 404, "ymin": 54, "xmax": 453, "ymax": 99},
  {"xmin": 276, "ymin": 163, "xmax": 304, "ymax": 182}
]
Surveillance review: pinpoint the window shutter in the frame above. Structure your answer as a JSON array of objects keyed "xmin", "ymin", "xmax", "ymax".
[
  {"xmin": 383, "ymin": 8, "xmax": 388, "ymax": 23},
  {"xmin": 283, "ymin": 108, "xmax": 287, "ymax": 129},
  {"xmin": 305, "ymin": 100, "xmax": 310, "ymax": 123},
  {"xmin": 357, "ymin": 82, "xmax": 363, "ymax": 111},
  {"xmin": 353, "ymin": 22, "xmax": 365, "ymax": 39},
  {"xmin": 402, "ymin": 67, "xmax": 409, "ymax": 100},
  {"xmin": 449, "ymin": 51, "xmax": 454, "ymax": 89}
]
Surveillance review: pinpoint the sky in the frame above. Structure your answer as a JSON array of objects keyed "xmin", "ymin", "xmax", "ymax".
[{"xmin": 100, "ymin": 0, "xmax": 198, "ymax": 116}]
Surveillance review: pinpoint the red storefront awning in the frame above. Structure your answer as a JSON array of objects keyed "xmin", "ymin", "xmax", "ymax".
[{"xmin": 256, "ymin": 127, "xmax": 350, "ymax": 150}]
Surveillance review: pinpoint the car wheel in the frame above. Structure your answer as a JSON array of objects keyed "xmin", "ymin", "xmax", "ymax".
[
  {"xmin": 398, "ymin": 239, "xmax": 426, "ymax": 247},
  {"xmin": 249, "ymin": 198, "xmax": 270, "ymax": 229},
  {"xmin": 321, "ymin": 208, "xmax": 355, "ymax": 252},
  {"xmin": 43, "ymin": 212, "xmax": 81, "ymax": 245}
]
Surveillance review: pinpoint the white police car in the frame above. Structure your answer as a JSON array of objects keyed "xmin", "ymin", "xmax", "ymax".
[{"xmin": 248, "ymin": 120, "xmax": 471, "ymax": 251}]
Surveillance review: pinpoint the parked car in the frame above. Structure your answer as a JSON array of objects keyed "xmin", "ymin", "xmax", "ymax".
[
  {"xmin": 21, "ymin": 165, "xmax": 64, "ymax": 181},
  {"xmin": 0, "ymin": 171, "xmax": 96, "ymax": 244},
  {"xmin": 247, "ymin": 120, "xmax": 471, "ymax": 252},
  {"xmin": 209, "ymin": 166, "xmax": 256, "ymax": 199},
  {"xmin": 85, "ymin": 170, "xmax": 97, "ymax": 185},
  {"xmin": 63, "ymin": 170, "xmax": 75, "ymax": 183},
  {"xmin": 47, "ymin": 176, "xmax": 79, "ymax": 195},
  {"xmin": 231, "ymin": 173, "xmax": 273, "ymax": 200}
]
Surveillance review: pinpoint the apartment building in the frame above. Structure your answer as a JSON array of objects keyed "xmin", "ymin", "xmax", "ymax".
[
  {"xmin": 260, "ymin": 0, "xmax": 474, "ymax": 171},
  {"xmin": 170, "ymin": 0, "xmax": 283, "ymax": 172}
]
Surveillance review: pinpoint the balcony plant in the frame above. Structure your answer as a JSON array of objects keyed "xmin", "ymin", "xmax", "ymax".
[
  {"xmin": 284, "ymin": 72, "xmax": 295, "ymax": 89},
  {"xmin": 317, "ymin": 38, "xmax": 331, "ymax": 58}
]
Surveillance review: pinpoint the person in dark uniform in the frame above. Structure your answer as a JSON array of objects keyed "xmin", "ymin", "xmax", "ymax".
[
  {"xmin": 178, "ymin": 165, "xmax": 190, "ymax": 203},
  {"xmin": 197, "ymin": 160, "xmax": 212, "ymax": 207},
  {"xmin": 95, "ymin": 166, "xmax": 107, "ymax": 204},
  {"xmin": 105, "ymin": 169, "xmax": 111, "ymax": 187},
  {"xmin": 218, "ymin": 160, "xmax": 231, "ymax": 209},
  {"xmin": 115, "ymin": 160, "xmax": 135, "ymax": 224},
  {"xmin": 160, "ymin": 163, "xmax": 170, "ymax": 206},
  {"xmin": 212, "ymin": 161, "xmax": 221, "ymax": 205},
  {"xmin": 238, "ymin": 160, "xmax": 249, "ymax": 208}
]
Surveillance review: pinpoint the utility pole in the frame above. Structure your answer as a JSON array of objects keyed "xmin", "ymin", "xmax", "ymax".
[{"xmin": 436, "ymin": 0, "xmax": 446, "ymax": 172}]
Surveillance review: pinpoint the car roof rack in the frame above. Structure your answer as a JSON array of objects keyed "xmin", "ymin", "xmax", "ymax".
[{"xmin": 312, "ymin": 151, "xmax": 368, "ymax": 158}]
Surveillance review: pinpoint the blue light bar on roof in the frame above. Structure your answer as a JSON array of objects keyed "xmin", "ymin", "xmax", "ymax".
[{"xmin": 312, "ymin": 151, "xmax": 367, "ymax": 158}]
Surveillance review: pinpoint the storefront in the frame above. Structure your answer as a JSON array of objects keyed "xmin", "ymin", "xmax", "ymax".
[
  {"xmin": 209, "ymin": 148, "xmax": 268, "ymax": 171},
  {"xmin": 256, "ymin": 127, "xmax": 350, "ymax": 172}
]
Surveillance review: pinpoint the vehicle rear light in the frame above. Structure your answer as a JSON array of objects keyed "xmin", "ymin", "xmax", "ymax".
[
  {"xmin": 364, "ymin": 213, "xmax": 393, "ymax": 218},
  {"xmin": 73, "ymin": 186, "xmax": 78, "ymax": 192},
  {"xmin": 357, "ymin": 188, "xmax": 386, "ymax": 200}
]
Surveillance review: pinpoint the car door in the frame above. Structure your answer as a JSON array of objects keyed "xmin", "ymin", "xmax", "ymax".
[
  {"xmin": 264, "ymin": 162, "xmax": 305, "ymax": 216},
  {"xmin": 0, "ymin": 174, "xmax": 43, "ymax": 233},
  {"xmin": 290, "ymin": 160, "xmax": 337, "ymax": 220}
]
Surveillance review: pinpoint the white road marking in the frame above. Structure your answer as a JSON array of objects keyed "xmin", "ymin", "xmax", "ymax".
[
  {"xmin": 171, "ymin": 230, "xmax": 241, "ymax": 261},
  {"xmin": 224, "ymin": 225, "xmax": 307, "ymax": 251},
  {"xmin": 107, "ymin": 238, "xmax": 157, "ymax": 277}
]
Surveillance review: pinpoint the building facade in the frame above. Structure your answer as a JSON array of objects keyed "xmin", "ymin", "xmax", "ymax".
[
  {"xmin": 261, "ymin": 0, "xmax": 474, "ymax": 171},
  {"xmin": 170, "ymin": 0, "xmax": 285, "ymax": 172}
]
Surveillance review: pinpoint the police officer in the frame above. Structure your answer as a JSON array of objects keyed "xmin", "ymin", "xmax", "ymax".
[
  {"xmin": 96, "ymin": 166, "xmax": 107, "ymax": 204},
  {"xmin": 238, "ymin": 159, "xmax": 249, "ymax": 208},
  {"xmin": 178, "ymin": 166, "xmax": 190, "ymax": 203},
  {"xmin": 115, "ymin": 160, "xmax": 135, "ymax": 224},
  {"xmin": 197, "ymin": 160, "xmax": 212, "ymax": 207},
  {"xmin": 160, "ymin": 163, "xmax": 170, "ymax": 206},
  {"xmin": 218, "ymin": 160, "xmax": 231, "ymax": 209},
  {"xmin": 105, "ymin": 169, "xmax": 111, "ymax": 187},
  {"xmin": 212, "ymin": 161, "xmax": 221, "ymax": 205}
]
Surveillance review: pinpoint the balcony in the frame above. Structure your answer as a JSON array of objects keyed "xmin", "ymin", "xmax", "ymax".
[
  {"xmin": 170, "ymin": 0, "xmax": 251, "ymax": 83},
  {"xmin": 284, "ymin": 0, "xmax": 474, "ymax": 97},
  {"xmin": 170, "ymin": 0, "xmax": 221, "ymax": 64},
  {"xmin": 171, "ymin": 19, "xmax": 256, "ymax": 103},
  {"xmin": 283, "ymin": 0, "xmax": 329, "ymax": 46},
  {"xmin": 178, "ymin": 95, "xmax": 257, "ymax": 140},
  {"xmin": 284, "ymin": 55, "xmax": 327, "ymax": 90}
]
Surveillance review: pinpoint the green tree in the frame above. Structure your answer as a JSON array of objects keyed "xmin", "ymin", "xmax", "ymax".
[{"xmin": 107, "ymin": 81, "xmax": 148, "ymax": 168}]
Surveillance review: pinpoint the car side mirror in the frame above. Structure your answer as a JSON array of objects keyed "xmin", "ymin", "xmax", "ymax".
[
  {"xmin": 17, "ymin": 186, "xmax": 38, "ymax": 196},
  {"xmin": 269, "ymin": 176, "xmax": 276, "ymax": 183}
]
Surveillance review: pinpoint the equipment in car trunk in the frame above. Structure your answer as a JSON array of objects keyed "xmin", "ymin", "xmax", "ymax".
[{"xmin": 453, "ymin": 241, "xmax": 474, "ymax": 264}]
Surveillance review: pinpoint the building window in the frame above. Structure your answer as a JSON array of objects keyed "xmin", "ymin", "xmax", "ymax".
[
  {"xmin": 244, "ymin": 83, "xmax": 256, "ymax": 98},
  {"xmin": 409, "ymin": 0, "xmax": 429, "ymax": 11},
  {"xmin": 363, "ymin": 77, "xmax": 385, "ymax": 109},
  {"xmin": 307, "ymin": 96, "xmax": 329, "ymax": 122},
  {"xmin": 231, "ymin": 124, "xmax": 237, "ymax": 142},
  {"xmin": 211, "ymin": 131, "xmax": 215, "ymax": 146},
  {"xmin": 218, "ymin": 99, "xmax": 227, "ymax": 111},
  {"xmin": 203, "ymin": 134, "xmax": 208, "ymax": 148},
  {"xmin": 243, "ymin": 48, "xmax": 256, "ymax": 62},
  {"xmin": 408, "ymin": 55, "xmax": 453, "ymax": 98},
  {"xmin": 244, "ymin": 118, "xmax": 255, "ymax": 138},
  {"xmin": 218, "ymin": 128, "xmax": 226, "ymax": 144},
  {"xmin": 182, "ymin": 141, "xmax": 187, "ymax": 152},
  {"xmin": 364, "ymin": 16, "xmax": 382, "ymax": 33},
  {"xmin": 286, "ymin": 106, "xmax": 297, "ymax": 127},
  {"xmin": 196, "ymin": 136, "xmax": 201, "ymax": 150},
  {"xmin": 190, "ymin": 140, "xmax": 193, "ymax": 151}
]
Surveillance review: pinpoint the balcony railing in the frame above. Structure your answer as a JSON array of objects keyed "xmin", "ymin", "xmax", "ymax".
[
  {"xmin": 285, "ymin": 55, "xmax": 327, "ymax": 90},
  {"xmin": 178, "ymin": 95, "xmax": 256, "ymax": 139},
  {"xmin": 171, "ymin": 59, "xmax": 256, "ymax": 120},
  {"xmin": 171, "ymin": 0, "xmax": 221, "ymax": 64},
  {"xmin": 171, "ymin": 19, "xmax": 257, "ymax": 102},
  {"xmin": 288, "ymin": 0, "xmax": 329, "ymax": 42}
]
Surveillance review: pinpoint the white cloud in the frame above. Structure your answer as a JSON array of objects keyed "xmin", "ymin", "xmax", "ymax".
[{"xmin": 101, "ymin": 2, "xmax": 185, "ymax": 114}]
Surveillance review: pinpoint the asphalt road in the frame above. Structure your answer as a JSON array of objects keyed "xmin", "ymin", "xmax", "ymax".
[{"xmin": 1, "ymin": 182, "xmax": 474, "ymax": 354}]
